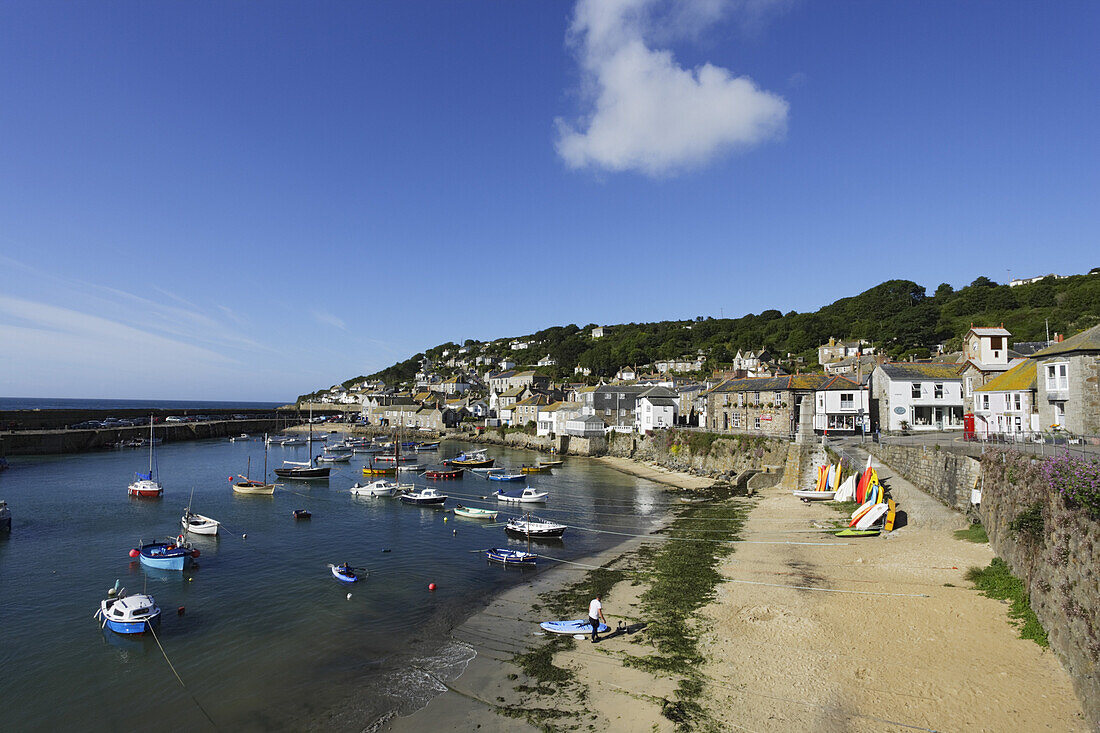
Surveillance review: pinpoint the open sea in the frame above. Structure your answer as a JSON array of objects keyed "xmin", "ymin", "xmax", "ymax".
[{"xmin": 0, "ymin": 437, "xmax": 671, "ymax": 731}]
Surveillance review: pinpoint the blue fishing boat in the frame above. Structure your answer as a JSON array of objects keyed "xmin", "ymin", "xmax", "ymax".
[
  {"xmin": 487, "ymin": 471, "xmax": 524, "ymax": 482},
  {"xmin": 95, "ymin": 582, "xmax": 162, "ymax": 634},
  {"xmin": 486, "ymin": 548, "xmax": 537, "ymax": 566},
  {"xmin": 131, "ymin": 536, "xmax": 197, "ymax": 571}
]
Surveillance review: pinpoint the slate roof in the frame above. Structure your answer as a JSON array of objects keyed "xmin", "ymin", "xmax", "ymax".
[
  {"xmin": 877, "ymin": 363, "xmax": 964, "ymax": 381},
  {"xmin": 968, "ymin": 327, "xmax": 1012, "ymax": 337},
  {"xmin": 975, "ymin": 361, "xmax": 1037, "ymax": 393},
  {"xmin": 641, "ymin": 396, "xmax": 678, "ymax": 407},
  {"xmin": 711, "ymin": 374, "xmax": 858, "ymax": 392},
  {"xmin": 1030, "ymin": 324, "xmax": 1100, "ymax": 358}
]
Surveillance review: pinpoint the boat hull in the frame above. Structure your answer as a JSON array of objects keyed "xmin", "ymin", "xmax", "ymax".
[
  {"xmin": 487, "ymin": 473, "xmax": 525, "ymax": 482},
  {"xmin": 274, "ymin": 467, "xmax": 331, "ymax": 480},
  {"xmin": 233, "ymin": 481, "xmax": 276, "ymax": 495},
  {"xmin": 181, "ymin": 514, "xmax": 219, "ymax": 535},
  {"xmin": 399, "ymin": 495, "xmax": 447, "ymax": 505},
  {"xmin": 98, "ymin": 597, "xmax": 162, "ymax": 635},
  {"xmin": 425, "ymin": 469, "xmax": 462, "ymax": 479},
  {"xmin": 452, "ymin": 458, "xmax": 494, "ymax": 468},
  {"xmin": 486, "ymin": 548, "xmax": 536, "ymax": 565},
  {"xmin": 454, "ymin": 505, "xmax": 498, "ymax": 520},
  {"xmin": 138, "ymin": 543, "xmax": 193, "ymax": 571},
  {"xmin": 128, "ymin": 479, "xmax": 163, "ymax": 498},
  {"xmin": 331, "ymin": 566, "xmax": 359, "ymax": 583}
]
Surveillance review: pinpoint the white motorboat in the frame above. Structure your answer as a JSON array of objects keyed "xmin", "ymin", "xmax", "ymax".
[
  {"xmin": 399, "ymin": 487, "xmax": 447, "ymax": 506},
  {"xmin": 505, "ymin": 515, "xmax": 565, "ymax": 538},
  {"xmin": 396, "ymin": 463, "xmax": 426, "ymax": 472},
  {"xmin": 229, "ymin": 434, "xmax": 250, "ymax": 442},
  {"xmin": 350, "ymin": 480, "xmax": 398, "ymax": 497},
  {"xmin": 317, "ymin": 453, "xmax": 351, "ymax": 463},
  {"xmin": 495, "ymin": 487, "xmax": 549, "ymax": 503},
  {"xmin": 96, "ymin": 583, "xmax": 161, "ymax": 635},
  {"xmin": 181, "ymin": 510, "xmax": 220, "ymax": 535}
]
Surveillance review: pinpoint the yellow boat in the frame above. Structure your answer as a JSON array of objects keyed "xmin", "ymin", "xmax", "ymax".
[
  {"xmin": 539, "ymin": 459, "xmax": 563, "ymax": 467},
  {"xmin": 362, "ymin": 466, "xmax": 396, "ymax": 476},
  {"xmin": 520, "ymin": 464, "xmax": 548, "ymax": 474}
]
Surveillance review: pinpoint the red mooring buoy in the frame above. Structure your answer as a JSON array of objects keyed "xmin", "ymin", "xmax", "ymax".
[
  {"xmin": 428, "ymin": 583, "xmax": 437, "ymax": 591},
  {"xmin": 129, "ymin": 549, "xmax": 139, "ymax": 558}
]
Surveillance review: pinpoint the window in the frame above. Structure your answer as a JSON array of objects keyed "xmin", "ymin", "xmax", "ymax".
[
  {"xmin": 966, "ymin": 377, "xmax": 973, "ymax": 397},
  {"xmin": 738, "ymin": 393, "xmax": 744, "ymax": 407},
  {"xmin": 911, "ymin": 383, "xmax": 921, "ymax": 399},
  {"xmin": 934, "ymin": 383, "xmax": 944, "ymax": 399},
  {"xmin": 754, "ymin": 416, "xmax": 761, "ymax": 429},
  {"xmin": 1013, "ymin": 394, "xmax": 1021, "ymax": 412},
  {"xmin": 733, "ymin": 413, "xmax": 741, "ymax": 428},
  {"xmin": 981, "ymin": 395, "xmax": 989, "ymax": 410},
  {"xmin": 773, "ymin": 392, "xmax": 782, "ymax": 407},
  {"xmin": 753, "ymin": 392, "xmax": 760, "ymax": 403},
  {"xmin": 840, "ymin": 393, "xmax": 854, "ymax": 409},
  {"xmin": 1046, "ymin": 363, "xmax": 1069, "ymax": 391}
]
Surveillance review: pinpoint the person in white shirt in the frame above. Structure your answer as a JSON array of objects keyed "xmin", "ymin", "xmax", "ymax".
[{"xmin": 588, "ymin": 595, "xmax": 607, "ymax": 642}]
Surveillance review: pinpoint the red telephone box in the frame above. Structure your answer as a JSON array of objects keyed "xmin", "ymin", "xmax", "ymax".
[{"xmin": 963, "ymin": 413, "xmax": 975, "ymax": 441}]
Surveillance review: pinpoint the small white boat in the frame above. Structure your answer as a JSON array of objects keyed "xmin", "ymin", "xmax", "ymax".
[
  {"xmin": 317, "ymin": 453, "xmax": 351, "ymax": 463},
  {"xmin": 396, "ymin": 463, "xmax": 426, "ymax": 472},
  {"xmin": 505, "ymin": 515, "xmax": 565, "ymax": 538},
  {"xmin": 281, "ymin": 437, "xmax": 306, "ymax": 446},
  {"xmin": 792, "ymin": 490, "xmax": 837, "ymax": 502},
  {"xmin": 350, "ymin": 480, "xmax": 398, "ymax": 497},
  {"xmin": 495, "ymin": 487, "xmax": 549, "ymax": 503},
  {"xmin": 181, "ymin": 510, "xmax": 220, "ymax": 535},
  {"xmin": 96, "ymin": 584, "xmax": 161, "ymax": 635},
  {"xmin": 399, "ymin": 487, "xmax": 447, "ymax": 506},
  {"xmin": 229, "ymin": 434, "xmax": 250, "ymax": 442}
]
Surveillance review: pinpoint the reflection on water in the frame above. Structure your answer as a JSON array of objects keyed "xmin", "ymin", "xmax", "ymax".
[{"xmin": 0, "ymin": 439, "xmax": 670, "ymax": 730}]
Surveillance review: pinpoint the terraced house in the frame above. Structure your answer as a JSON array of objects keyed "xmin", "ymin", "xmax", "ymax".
[
  {"xmin": 870, "ymin": 363, "xmax": 964, "ymax": 432},
  {"xmin": 706, "ymin": 375, "xmax": 854, "ymax": 438},
  {"xmin": 1030, "ymin": 324, "xmax": 1100, "ymax": 435}
]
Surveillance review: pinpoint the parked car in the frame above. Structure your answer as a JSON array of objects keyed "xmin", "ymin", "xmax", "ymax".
[{"xmin": 165, "ymin": 416, "xmax": 184, "ymax": 422}]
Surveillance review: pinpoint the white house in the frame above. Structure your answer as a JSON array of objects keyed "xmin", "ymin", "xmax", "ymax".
[
  {"xmin": 566, "ymin": 413, "xmax": 606, "ymax": 438},
  {"xmin": 536, "ymin": 401, "xmax": 582, "ymax": 437},
  {"xmin": 812, "ymin": 382, "xmax": 871, "ymax": 434},
  {"xmin": 574, "ymin": 365, "xmax": 592, "ymax": 376},
  {"xmin": 511, "ymin": 341, "xmax": 530, "ymax": 351},
  {"xmin": 973, "ymin": 361, "xmax": 1040, "ymax": 437},
  {"xmin": 440, "ymin": 375, "xmax": 470, "ymax": 395},
  {"xmin": 635, "ymin": 394, "xmax": 678, "ymax": 433},
  {"xmin": 871, "ymin": 363, "xmax": 965, "ymax": 432},
  {"xmin": 537, "ymin": 354, "xmax": 556, "ymax": 367}
]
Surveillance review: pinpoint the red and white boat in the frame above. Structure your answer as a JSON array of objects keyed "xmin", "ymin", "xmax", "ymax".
[{"xmin": 128, "ymin": 418, "xmax": 163, "ymax": 498}]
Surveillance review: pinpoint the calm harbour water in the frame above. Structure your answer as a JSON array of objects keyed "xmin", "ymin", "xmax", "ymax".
[{"xmin": 0, "ymin": 437, "xmax": 670, "ymax": 731}]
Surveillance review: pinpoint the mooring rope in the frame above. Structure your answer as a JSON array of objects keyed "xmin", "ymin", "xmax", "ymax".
[{"xmin": 148, "ymin": 622, "xmax": 219, "ymax": 729}]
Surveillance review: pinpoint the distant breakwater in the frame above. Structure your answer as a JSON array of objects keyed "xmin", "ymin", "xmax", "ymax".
[{"xmin": 2, "ymin": 418, "xmax": 281, "ymax": 456}]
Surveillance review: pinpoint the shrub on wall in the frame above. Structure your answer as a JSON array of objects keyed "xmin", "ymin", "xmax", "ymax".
[{"xmin": 1042, "ymin": 454, "xmax": 1100, "ymax": 518}]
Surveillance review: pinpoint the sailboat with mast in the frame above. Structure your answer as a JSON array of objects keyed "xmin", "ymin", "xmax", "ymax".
[
  {"xmin": 127, "ymin": 417, "xmax": 163, "ymax": 498},
  {"xmin": 274, "ymin": 409, "xmax": 330, "ymax": 481},
  {"xmin": 232, "ymin": 436, "xmax": 277, "ymax": 495}
]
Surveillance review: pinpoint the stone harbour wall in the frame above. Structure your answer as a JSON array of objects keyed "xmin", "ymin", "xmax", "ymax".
[
  {"xmin": 978, "ymin": 450, "xmax": 1100, "ymax": 728},
  {"xmin": 608, "ymin": 430, "xmax": 788, "ymax": 481},
  {"xmin": 866, "ymin": 443, "xmax": 982, "ymax": 514}
]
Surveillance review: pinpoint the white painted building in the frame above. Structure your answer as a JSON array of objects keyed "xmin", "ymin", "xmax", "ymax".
[
  {"xmin": 536, "ymin": 402, "xmax": 582, "ymax": 437},
  {"xmin": 973, "ymin": 360, "xmax": 1041, "ymax": 437},
  {"xmin": 566, "ymin": 413, "xmax": 606, "ymax": 438},
  {"xmin": 813, "ymin": 385, "xmax": 871, "ymax": 433},
  {"xmin": 634, "ymin": 395, "xmax": 678, "ymax": 433},
  {"xmin": 871, "ymin": 363, "xmax": 965, "ymax": 432}
]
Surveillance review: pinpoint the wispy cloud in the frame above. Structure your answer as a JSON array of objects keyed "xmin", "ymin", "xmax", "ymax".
[
  {"xmin": 556, "ymin": 0, "xmax": 789, "ymax": 176},
  {"xmin": 311, "ymin": 309, "xmax": 347, "ymax": 331}
]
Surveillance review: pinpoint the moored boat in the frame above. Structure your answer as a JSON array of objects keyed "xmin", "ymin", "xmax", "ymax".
[
  {"xmin": 424, "ymin": 467, "xmax": 462, "ymax": 480},
  {"xmin": 487, "ymin": 471, "xmax": 525, "ymax": 482},
  {"xmin": 362, "ymin": 464, "xmax": 397, "ymax": 476},
  {"xmin": 453, "ymin": 504, "xmax": 498, "ymax": 520},
  {"xmin": 505, "ymin": 515, "xmax": 565, "ymax": 538},
  {"xmin": 414, "ymin": 441, "xmax": 440, "ymax": 452},
  {"xmin": 486, "ymin": 548, "xmax": 537, "ymax": 566},
  {"xmin": 181, "ymin": 510, "xmax": 220, "ymax": 536},
  {"xmin": 293, "ymin": 509, "xmax": 312, "ymax": 520},
  {"xmin": 0, "ymin": 500, "xmax": 10, "ymax": 532},
  {"xmin": 229, "ymin": 434, "xmax": 250, "ymax": 442},
  {"xmin": 350, "ymin": 479, "xmax": 398, "ymax": 497},
  {"xmin": 316, "ymin": 453, "xmax": 351, "ymax": 463},
  {"xmin": 128, "ymin": 417, "xmax": 163, "ymax": 498},
  {"xmin": 495, "ymin": 487, "xmax": 548, "ymax": 503},
  {"xmin": 450, "ymin": 456, "xmax": 494, "ymax": 468},
  {"xmin": 520, "ymin": 464, "xmax": 548, "ymax": 474},
  {"xmin": 399, "ymin": 487, "xmax": 447, "ymax": 506},
  {"xmin": 96, "ymin": 584, "xmax": 161, "ymax": 635},
  {"xmin": 132, "ymin": 536, "xmax": 197, "ymax": 571},
  {"xmin": 539, "ymin": 459, "xmax": 564, "ymax": 468}
]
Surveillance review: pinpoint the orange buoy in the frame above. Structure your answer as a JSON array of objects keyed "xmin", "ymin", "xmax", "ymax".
[
  {"xmin": 428, "ymin": 583, "xmax": 436, "ymax": 591},
  {"xmin": 128, "ymin": 549, "xmax": 139, "ymax": 558}
]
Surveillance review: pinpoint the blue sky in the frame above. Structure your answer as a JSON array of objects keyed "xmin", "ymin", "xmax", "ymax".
[{"xmin": 1, "ymin": 1, "xmax": 1097, "ymax": 401}]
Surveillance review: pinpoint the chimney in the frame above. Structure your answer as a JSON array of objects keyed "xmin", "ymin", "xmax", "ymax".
[{"xmin": 1057, "ymin": 333, "xmax": 1064, "ymax": 342}]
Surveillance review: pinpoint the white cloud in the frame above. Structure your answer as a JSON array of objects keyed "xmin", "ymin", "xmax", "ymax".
[
  {"xmin": 556, "ymin": 0, "xmax": 789, "ymax": 176},
  {"xmin": 311, "ymin": 309, "xmax": 347, "ymax": 331}
]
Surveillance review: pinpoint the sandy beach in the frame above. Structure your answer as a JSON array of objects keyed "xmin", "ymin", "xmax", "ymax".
[{"xmin": 384, "ymin": 451, "xmax": 1089, "ymax": 732}]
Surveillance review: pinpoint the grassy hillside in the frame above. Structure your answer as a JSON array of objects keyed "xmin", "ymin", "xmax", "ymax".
[{"xmin": 298, "ymin": 271, "xmax": 1100, "ymax": 399}]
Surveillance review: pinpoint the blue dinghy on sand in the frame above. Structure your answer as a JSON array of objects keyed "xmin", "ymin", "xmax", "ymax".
[{"xmin": 540, "ymin": 620, "xmax": 610, "ymax": 635}]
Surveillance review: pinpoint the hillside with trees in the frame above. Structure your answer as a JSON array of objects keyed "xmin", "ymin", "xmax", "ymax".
[{"xmin": 298, "ymin": 271, "xmax": 1100, "ymax": 400}]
